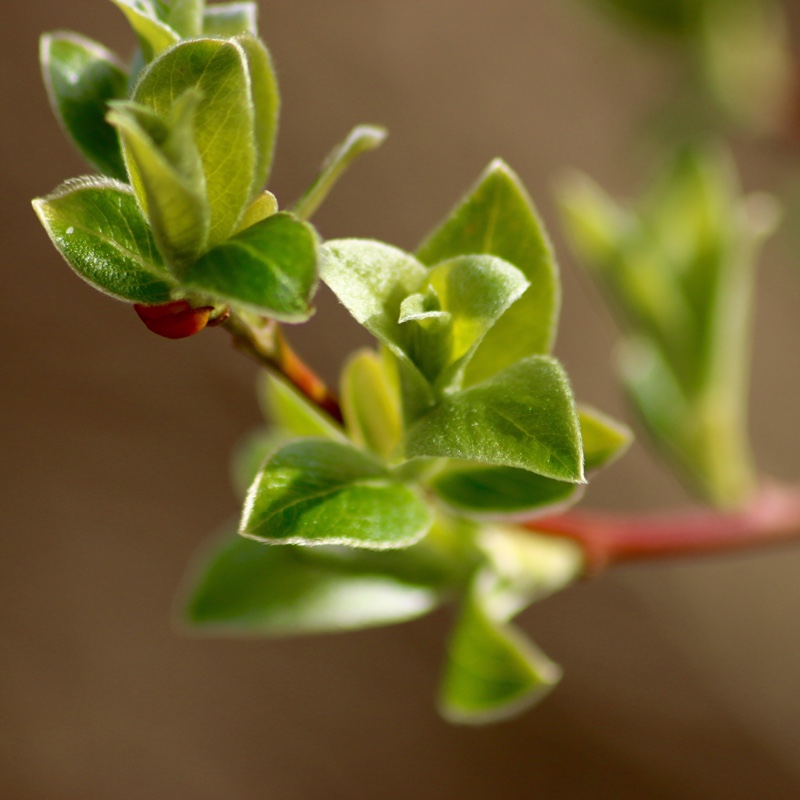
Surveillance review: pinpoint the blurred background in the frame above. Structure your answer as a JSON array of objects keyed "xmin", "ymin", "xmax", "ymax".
[{"xmin": 4, "ymin": 0, "xmax": 800, "ymax": 796}]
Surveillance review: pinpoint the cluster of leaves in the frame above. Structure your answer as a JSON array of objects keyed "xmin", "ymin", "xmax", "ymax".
[
  {"xmin": 34, "ymin": 0, "xmax": 633, "ymax": 723},
  {"xmin": 579, "ymin": 0, "xmax": 791, "ymax": 135},
  {"xmin": 559, "ymin": 149, "xmax": 778, "ymax": 507},
  {"xmin": 34, "ymin": 0, "xmax": 318, "ymax": 329}
]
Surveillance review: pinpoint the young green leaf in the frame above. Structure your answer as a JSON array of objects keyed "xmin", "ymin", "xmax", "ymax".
[
  {"xmin": 108, "ymin": 95, "xmax": 210, "ymax": 271},
  {"xmin": 261, "ymin": 373, "xmax": 345, "ymax": 441},
  {"xmin": 181, "ymin": 212, "xmax": 318, "ymax": 321},
  {"xmin": 406, "ymin": 356, "xmax": 584, "ymax": 482},
  {"xmin": 231, "ymin": 428, "xmax": 279, "ymax": 498},
  {"xmin": 40, "ymin": 33, "xmax": 128, "ymax": 180},
  {"xmin": 236, "ymin": 191, "xmax": 278, "ymax": 233},
  {"xmin": 418, "ymin": 160, "xmax": 560, "ymax": 385},
  {"xmin": 155, "ymin": 0, "xmax": 204, "ymax": 37},
  {"xmin": 234, "ymin": 34, "xmax": 279, "ymax": 193},
  {"xmin": 109, "ymin": 0, "xmax": 179, "ymax": 62},
  {"xmin": 439, "ymin": 571, "xmax": 561, "ymax": 725},
  {"xmin": 203, "ymin": 2, "xmax": 258, "ymax": 36},
  {"xmin": 184, "ymin": 533, "xmax": 446, "ymax": 635},
  {"xmin": 294, "ymin": 125, "xmax": 389, "ymax": 221},
  {"xmin": 578, "ymin": 406, "xmax": 632, "ymax": 472},
  {"xmin": 322, "ymin": 239, "xmax": 428, "ymax": 352},
  {"xmin": 341, "ymin": 349, "xmax": 403, "ymax": 460},
  {"xmin": 430, "ymin": 463, "xmax": 582, "ymax": 518},
  {"xmin": 132, "ymin": 38, "xmax": 256, "ymax": 247},
  {"xmin": 33, "ymin": 176, "xmax": 174, "ymax": 304},
  {"xmin": 241, "ymin": 439, "xmax": 434, "ymax": 549},
  {"xmin": 422, "ymin": 254, "xmax": 529, "ymax": 389}
]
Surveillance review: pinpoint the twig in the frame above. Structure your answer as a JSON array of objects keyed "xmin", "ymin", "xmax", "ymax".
[
  {"xmin": 222, "ymin": 311, "xmax": 344, "ymax": 425},
  {"xmin": 526, "ymin": 482, "xmax": 800, "ymax": 574}
]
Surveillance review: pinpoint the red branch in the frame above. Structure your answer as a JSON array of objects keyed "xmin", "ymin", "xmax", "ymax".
[{"xmin": 526, "ymin": 483, "xmax": 800, "ymax": 574}]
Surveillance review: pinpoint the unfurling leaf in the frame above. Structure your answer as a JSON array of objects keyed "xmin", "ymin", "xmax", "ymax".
[{"xmin": 419, "ymin": 160, "xmax": 559, "ymax": 385}]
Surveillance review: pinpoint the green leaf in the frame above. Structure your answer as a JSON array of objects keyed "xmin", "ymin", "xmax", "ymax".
[
  {"xmin": 203, "ymin": 2, "xmax": 258, "ymax": 36},
  {"xmin": 132, "ymin": 38, "xmax": 255, "ymax": 247},
  {"xmin": 236, "ymin": 191, "xmax": 278, "ymax": 233},
  {"xmin": 439, "ymin": 571, "xmax": 561, "ymax": 725},
  {"xmin": 33, "ymin": 176, "xmax": 174, "ymax": 304},
  {"xmin": 181, "ymin": 212, "xmax": 318, "ymax": 320},
  {"xmin": 430, "ymin": 463, "xmax": 581, "ymax": 518},
  {"xmin": 341, "ymin": 349, "xmax": 403, "ymax": 460},
  {"xmin": 40, "ymin": 33, "xmax": 128, "ymax": 180},
  {"xmin": 108, "ymin": 95, "xmax": 209, "ymax": 271},
  {"xmin": 406, "ymin": 356, "xmax": 584, "ymax": 482},
  {"xmin": 419, "ymin": 254, "xmax": 529, "ymax": 389},
  {"xmin": 185, "ymin": 531, "xmax": 450, "ymax": 635},
  {"xmin": 231, "ymin": 428, "xmax": 279, "ymax": 498},
  {"xmin": 294, "ymin": 125, "xmax": 388, "ymax": 221},
  {"xmin": 418, "ymin": 160, "xmax": 559, "ymax": 385},
  {"xmin": 234, "ymin": 34, "xmax": 280, "ymax": 193},
  {"xmin": 261, "ymin": 373, "xmax": 344, "ymax": 440},
  {"xmin": 109, "ymin": 0, "xmax": 179, "ymax": 61},
  {"xmin": 155, "ymin": 0, "xmax": 203, "ymax": 37},
  {"xmin": 241, "ymin": 439, "xmax": 434, "ymax": 549},
  {"xmin": 321, "ymin": 239, "xmax": 427, "ymax": 353},
  {"xmin": 578, "ymin": 406, "xmax": 632, "ymax": 472}
]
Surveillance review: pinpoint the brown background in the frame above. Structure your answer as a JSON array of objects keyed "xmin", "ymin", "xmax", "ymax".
[{"xmin": 4, "ymin": 1, "xmax": 800, "ymax": 797}]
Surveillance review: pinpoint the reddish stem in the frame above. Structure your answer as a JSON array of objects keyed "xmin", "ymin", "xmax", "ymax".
[
  {"xmin": 222, "ymin": 313, "xmax": 344, "ymax": 425},
  {"xmin": 526, "ymin": 483, "xmax": 800, "ymax": 574}
]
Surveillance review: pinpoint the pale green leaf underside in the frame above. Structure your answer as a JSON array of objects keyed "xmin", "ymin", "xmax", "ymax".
[
  {"xmin": 578, "ymin": 405, "xmax": 632, "ymax": 472},
  {"xmin": 185, "ymin": 533, "xmax": 442, "ymax": 635},
  {"xmin": 110, "ymin": 0, "xmax": 179, "ymax": 61},
  {"xmin": 156, "ymin": 0, "xmax": 203, "ymax": 37},
  {"xmin": 235, "ymin": 33, "xmax": 279, "ymax": 193},
  {"xmin": 418, "ymin": 160, "xmax": 559, "ymax": 385},
  {"xmin": 40, "ymin": 32, "xmax": 128, "ymax": 180},
  {"xmin": 406, "ymin": 356, "xmax": 584, "ymax": 482},
  {"xmin": 132, "ymin": 38, "xmax": 255, "ymax": 247},
  {"xmin": 33, "ymin": 177, "xmax": 173, "ymax": 304},
  {"xmin": 341, "ymin": 349, "xmax": 403, "ymax": 460},
  {"xmin": 321, "ymin": 239, "xmax": 428, "ymax": 353},
  {"xmin": 241, "ymin": 439, "xmax": 434, "ymax": 549},
  {"xmin": 439, "ymin": 574, "xmax": 561, "ymax": 724},
  {"xmin": 203, "ymin": 2, "xmax": 258, "ymax": 36},
  {"xmin": 262, "ymin": 373, "xmax": 344, "ymax": 441},
  {"xmin": 181, "ymin": 212, "xmax": 318, "ymax": 321}
]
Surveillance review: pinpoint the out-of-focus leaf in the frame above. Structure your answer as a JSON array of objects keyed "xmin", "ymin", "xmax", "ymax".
[
  {"xmin": 578, "ymin": 406, "xmax": 632, "ymax": 472},
  {"xmin": 341, "ymin": 349, "xmax": 403, "ymax": 460},
  {"xmin": 40, "ymin": 32, "xmax": 128, "ymax": 180},
  {"xmin": 203, "ymin": 2, "xmax": 258, "ymax": 36},
  {"xmin": 185, "ymin": 533, "xmax": 444, "ymax": 634},
  {"xmin": 261, "ymin": 373, "xmax": 344, "ymax": 440},
  {"xmin": 110, "ymin": 0, "xmax": 179, "ymax": 61}
]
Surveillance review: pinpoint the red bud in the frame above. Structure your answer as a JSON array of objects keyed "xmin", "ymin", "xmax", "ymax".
[{"xmin": 134, "ymin": 300, "xmax": 213, "ymax": 339}]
